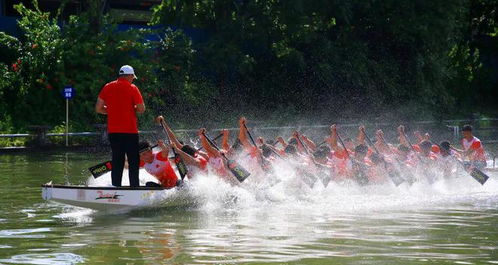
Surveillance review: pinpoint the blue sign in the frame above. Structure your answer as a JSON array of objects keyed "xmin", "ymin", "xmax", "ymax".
[{"xmin": 62, "ymin": 86, "xmax": 74, "ymax": 99}]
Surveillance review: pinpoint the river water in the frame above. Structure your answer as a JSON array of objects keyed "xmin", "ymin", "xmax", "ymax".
[{"xmin": 0, "ymin": 151, "xmax": 497, "ymax": 264}]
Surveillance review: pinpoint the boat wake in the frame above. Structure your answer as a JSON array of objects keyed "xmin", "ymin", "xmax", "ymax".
[{"xmin": 77, "ymin": 165, "xmax": 498, "ymax": 216}]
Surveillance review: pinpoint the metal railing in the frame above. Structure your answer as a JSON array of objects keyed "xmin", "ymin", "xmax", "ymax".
[{"xmin": 0, "ymin": 118, "xmax": 497, "ymax": 146}]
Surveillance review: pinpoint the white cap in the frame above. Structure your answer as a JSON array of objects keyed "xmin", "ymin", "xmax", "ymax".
[{"xmin": 119, "ymin": 65, "xmax": 137, "ymax": 79}]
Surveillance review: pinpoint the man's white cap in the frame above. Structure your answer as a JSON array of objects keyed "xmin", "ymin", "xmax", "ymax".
[{"xmin": 119, "ymin": 65, "xmax": 137, "ymax": 79}]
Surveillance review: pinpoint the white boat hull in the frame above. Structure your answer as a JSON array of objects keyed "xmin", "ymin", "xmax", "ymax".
[{"xmin": 41, "ymin": 183, "xmax": 195, "ymax": 212}]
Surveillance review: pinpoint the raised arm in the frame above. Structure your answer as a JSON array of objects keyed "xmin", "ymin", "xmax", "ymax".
[
  {"xmin": 198, "ymin": 128, "xmax": 220, "ymax": 158},
  {"xmin": 276, "ymin": 136, "xmax": 288, "ymax": 148},
  {"xmin": 221, "ymin": 129, "xmax": 230, "ymax": 151},
  {"xmin": 238, "ymin": 117, "xmax": 253, "ymax": 150},
  {"xmin": 357, "ymin": 125, "xmax": 366, "ymax": 145},
  {"xmin": 329, "ymin": 124, "xmax": 341, "ymax": 152},
  {"xmin": 156, "ymin": 116, "xmax": 183, "ymax": 149},
  {"xmin": 172, "ymin": 144, "xmax": 203, "ymax": 168},
  {"xmin": 397, "ymin": 125, "xmax": 410, "ymax": 147},
  {"xmin": 293, "ymin": 131, "xmax": 306, "ymax": 154},
  {"xmin": 257, "ymin": 136, "xmax": 265, "ymax": 146},
  {"xmin": 375, "ymin": 129, "xmax": 390, "ymax": 153},
  {"xmin": 414, "ymin": 131, "xmax": 424, "ymax": 144},
  {"xmin": 301, "ymin": 134, "xmax": 317, "ymax": 152},
  {"xmin": 157, "ymin": 140, "xmax": 170, "ymax": 159}
]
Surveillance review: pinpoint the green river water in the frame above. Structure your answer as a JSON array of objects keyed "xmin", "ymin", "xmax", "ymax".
[{"xmin": 0, "ymin": 151, "xmax": 497, "ymax": 265}]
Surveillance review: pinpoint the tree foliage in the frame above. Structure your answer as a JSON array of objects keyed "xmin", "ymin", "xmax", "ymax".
[
  {"xmin": 0, "ymin": 0, "xmax": 497, "ymax": 134},
  {"xmin": 152, "ymin": 0, "xmax": 489, "ymax": 120}
]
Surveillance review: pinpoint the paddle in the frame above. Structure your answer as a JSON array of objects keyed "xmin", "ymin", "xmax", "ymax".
[
  {"xmin": 89, "ymin": 131, "xmax": 222, "ymax": 178},
  {"xmin": 88, "ymin": 160, "xmax": 113, "ymax": 179},
  {"xmin": 362, "ymin": 128, "xmax": 405, "ymax": 186},
  {"xmin": 401, "ymin": 130, "xmax": 438, "ymax": 183},
  {"xmin": 295, "ymin": 132, "xmax": 332, "ymax": 188},
  {"xmin": 316, "ymin": 140, "xmax": 327, "ymax": 148},
  {"xmin": 197, "ymin": 132, "xmax": 223, "ymax": 151},
  {"xmin": 402, "ymin": 131, "xmax": 424, "ymax": 163},
  {"xmin": 448, "ymin": 146, "xmax": 489, "ymax": 185},
  {"xmin": 336, "ymin": 132, "xmax": 369, "ymax": 185},
  {"xmin": 202, "ymin": 131, "xmax": 251, "ymax": 182},
  {"xmin": 88, "ymin": 144, "xmax": 158, "ymax": 178},
  {"xmin": 88, "ymin": 131, "xmax": 223, "ymax": 179},
  {"xmin": 243, "ymin": 123, "xmax": 271, "ymax": 172},
  {"xmin": 378, "ymin": 131, "xmax": 416, "ymax": 185},
  {"xmin": 466, "ymin": 166, "xmax": 490, "ymax": 185},
  {"xmin": 159, "ymin": 118, "xmax": 188, "ymax": 181}
]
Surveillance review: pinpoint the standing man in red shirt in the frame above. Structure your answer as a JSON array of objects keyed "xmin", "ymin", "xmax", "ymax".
[{"xmin": 95, "ymin": 65, "xmax": 145, "ymax": 187}]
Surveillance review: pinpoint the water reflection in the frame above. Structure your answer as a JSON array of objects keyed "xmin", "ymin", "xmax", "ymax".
[
  {"xmin": 0, "ymin": 152, "xmax": 498, "ymax": 264},
  {"xmin": 0, "ymin": 253, "xmax": 84, "ymax": 265}
]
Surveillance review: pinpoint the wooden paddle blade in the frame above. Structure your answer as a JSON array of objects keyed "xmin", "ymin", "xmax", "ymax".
[
  {"xmin": 227, "ymin": 159, "xmax": 251, "ymax": 182},
  {"xmin": 315, "ymin": 168, "xmax": 331, "ymax": 187},
  {"xmin": 470, "ymin": 168, "xmax": 489, "ymax": 185},
  {"xmin": 88, "ymin": 161, "xmax": 112, "ymax": 178},
  {"xmin": 321, "ymin": 176, "xmax": 331, "ymax": 188},
  {"xmin": 389, "ymin": 172, "xmax": 405, "ymax": 186},
  {"xmin": 302, "ymin": 172, "xmax": 318, "ymax": 188},
  {"xmin": 355, "ymin": 174, "xmax": 369, "ymax": 186},
  {"xmin": 383, "ymin": 162, "xmax": 405, "ymax": 186},
  {"xmin": 352, "ymin": 163, "xmax": 369, "ymax": 186},
  {"xmin": 303, "ymin": 176, "xmax": 316, "ymax": 188},
  {"xmin": 295, "ymin": 168, "xmax": 317, "ymax": 188},
  {"xmin": 174, "ymin": 155, "xmax": 188, "ymax": 180}
]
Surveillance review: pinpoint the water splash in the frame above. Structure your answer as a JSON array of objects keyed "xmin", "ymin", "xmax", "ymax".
[{"xmin": 79, "ymin": 161, "xmax": 498, "ymax": 216}]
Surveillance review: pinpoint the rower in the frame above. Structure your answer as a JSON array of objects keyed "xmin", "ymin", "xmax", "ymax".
[
  {"xmin": 454, "ymin": 125, "xmax": 487, "ymax": 169},
  {"xmin": 437, "ymin": 141, "xmax": 460, "ymax": 177},
  {"xmin": 439, "ymin": 141, "xmax": 459, "ymax": 159},
  {"xmin": 238, "ymin": 117, "xmax": 264, "ymax": 174},
  {"xmin": 260, "ymin": 144, "xmax": 277, "ymax": 172},
  {"xmin": 328, "ymin": 124, "xmax": 356, "ymax": 181},
  {"xmin": 418, "ymin": 140, "xmax": 438, "ymax": 161},
  {"xmin": 198, "ymin": 128, "xmax": 231, "ymax": 181},
  {"xmin": 367, "ymin": 153, "xmax": 388, "ymax": 184},
  {"xmin": 171, "ymin": 144, "xmax": 208, "ymax": 179},
  {"xmin": 139, "ymin": 140, "xmax": 179, "ymax": 188}
]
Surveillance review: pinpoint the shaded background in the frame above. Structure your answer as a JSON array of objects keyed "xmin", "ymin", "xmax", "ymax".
[{"xmin": 0, "ymin": 0, "xmax": 497, "ymax": 135}]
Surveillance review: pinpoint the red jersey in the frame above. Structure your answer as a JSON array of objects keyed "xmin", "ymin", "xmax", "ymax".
[
  {"xmin": 329, "ymin": 149, "xmax": 353, "ymax": 180},
  {"xmin": 140, "ymin": 152, "xmax": 178, "ymax": 188},
  {"xmin": 462, "ymin": 136, "xmax": 486, "ymax": 162},
  {"xmin": 98, "ymin": 78, "xmax": 143, "ymax": 133},
  {"xmin": 187, "ymin": 155, "xmax": 208, "ymax": 178},
  {"xmin": 198, "ymin": 155, "xmax": 208, "ymax": 171},
  {"xmin": 208, "ymin": 156, "xmax": 228, "ymax": 177},
  {"xmin": 367, "ymin": 165, "xmax": 387, "ymax": 184},
  {"xmin": 431, "ymin": 145, "xmax": 440, "ymax": 154}
]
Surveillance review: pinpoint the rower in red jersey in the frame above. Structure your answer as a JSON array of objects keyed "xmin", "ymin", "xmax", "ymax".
[
  {"xmin": 156, "ymin": 116, "xmax": 208, "ymax": 179},
  {"xmin": 198, "ymin": 128, "xmax": 231, "ymax": 181},
  {"xmin": 367, "ymin": 153, "xmax": 388, "ymax": 184},
  {"xmin": 139, "ymin": 140, "xmax": 179, "ymax": 188},
  {"xmin": 454, "ymin": 125, "xmax": 487, "ymax": 169}
]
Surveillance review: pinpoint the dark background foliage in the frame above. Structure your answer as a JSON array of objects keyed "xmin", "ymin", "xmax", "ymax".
[{"xmin": 0, "ymin": 0, "xmax": 497, "ymax": 133}]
